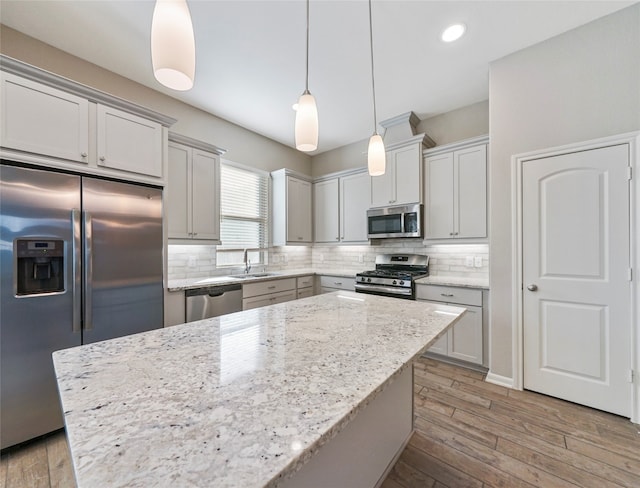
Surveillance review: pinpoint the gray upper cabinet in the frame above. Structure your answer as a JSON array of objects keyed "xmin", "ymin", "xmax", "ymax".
[
  {"xmin": 424, "ymin": 136, "xmax": 488, "ymax": 240},
  {"xmin": 0, "ymin": 58, "xmax": 176, "ymax": 185},
  {"xmin": 314, "ymin": 170, "xmax": 370, "ymax": 244},
  {"xmin": 167, "ymin": 134, "xmax": 225, "ymax": 242},
  {"xmin": 272, "ymin": 169, "xmax": 313, "ymax": 246}
]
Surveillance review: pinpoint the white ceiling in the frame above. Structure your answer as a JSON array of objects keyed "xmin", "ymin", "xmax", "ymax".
[{"xmin": 0, "ymin": 1, "xmax": 635, "ymax": 154}]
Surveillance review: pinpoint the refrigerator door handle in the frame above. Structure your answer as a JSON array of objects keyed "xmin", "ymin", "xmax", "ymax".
[
  {"xmin": 83, "ymin": 211, "xmax": 93, "ymax": 330},
  {"xmin": 72, "ymin": 209, "xmax": 82, "ymax": 333}
]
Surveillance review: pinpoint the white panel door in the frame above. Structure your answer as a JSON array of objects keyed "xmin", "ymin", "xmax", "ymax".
[
  {"xmin": 341, "ymin": 172, "xmax": 370, "ymax": 243},
  {"xmin": 314, "ymin": 179, "xmax": 340, "ymax": 243},
  {"xmin": 286, "ymin": 177, "xmax": 312, "ymax": 243},
  {"xmin": 522, "ymin": 144, "xmax": 631, "ymax": 416}
]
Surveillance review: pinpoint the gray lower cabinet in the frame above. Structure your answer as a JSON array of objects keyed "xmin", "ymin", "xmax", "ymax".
[
  {"xmin": 318, "ymin": 275, "xmax": 356, "ymax": 294},
  {"xmin": 242, "ymin": 278, "xmax": 297, "ymax": 311},
  {"xmin": 416, "ymin": 284, "xmax": 485, "ymax": 366}
]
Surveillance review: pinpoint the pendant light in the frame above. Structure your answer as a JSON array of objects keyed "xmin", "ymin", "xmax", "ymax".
[
  {"xmin": 367, "ymin": 0, "xmax": 385, "ymax": 176},
  {"xmin": 295, "ymin": 0, "xmax": 318, "ymax": 152},
  {"xmin": 151, "ymin": 0, "xmax": 195, "ymax": 91}
]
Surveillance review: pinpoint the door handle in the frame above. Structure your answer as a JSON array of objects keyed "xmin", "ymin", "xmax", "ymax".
[
  {"xmin": 71, "ymin": 209, "xmax": 82, "ymax": 333},
  {"xmin": 527, "ymin": 284, "xmax": 538, "ymax": 291},
  {"xmin": 83, "ymin": 211, "xmax": 93, "ymax": 330}
]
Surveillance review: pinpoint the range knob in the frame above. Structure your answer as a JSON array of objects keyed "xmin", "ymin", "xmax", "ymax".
[
  {"xmin": 392, "ymin": 280, "xmax": 397, "ymax": 285},
  {"xmin": 367, "ymin": 278, "xmax": 372, "ymax": 282},
  {"xmin": 399, "ymin": 280, "xmax": 405, "ymax": 285}
]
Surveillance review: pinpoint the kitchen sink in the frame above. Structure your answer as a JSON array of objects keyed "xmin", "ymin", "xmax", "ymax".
[{"xmin": 230, "ymin": 273, "xmax": 278, "ymax": 279}]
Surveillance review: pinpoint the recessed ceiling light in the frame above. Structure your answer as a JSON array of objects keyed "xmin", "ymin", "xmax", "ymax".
[{"xmin": 441, "ymin": 23, "xmax": 466, "ymax": 43}]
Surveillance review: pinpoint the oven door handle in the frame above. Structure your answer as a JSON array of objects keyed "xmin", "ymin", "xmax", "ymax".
[{"xmin": 354, "ymin": 283, "xmax": 413, "ymax": 296}]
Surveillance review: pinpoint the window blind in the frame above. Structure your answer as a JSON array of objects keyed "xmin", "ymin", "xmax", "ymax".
[{"xmin": 218, "ymin": 162, "xmax": 269, "ymax": 265}]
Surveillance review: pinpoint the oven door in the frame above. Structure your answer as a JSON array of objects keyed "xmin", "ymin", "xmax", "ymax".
[{"xmin": 354, "ymin": 283, "xmax": 414, "ymax": 299}]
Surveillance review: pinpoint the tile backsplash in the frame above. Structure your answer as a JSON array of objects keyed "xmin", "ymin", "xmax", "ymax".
[{"xmin": 167, "ymin": 241, "xmax": 488, "ymax": 281}]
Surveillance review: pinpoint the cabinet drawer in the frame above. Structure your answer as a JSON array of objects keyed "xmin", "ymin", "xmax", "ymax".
[
  {"xmin": 297, "ymin": 288, "xmax": 314, "ymax": 299},
  {"xmin": 297, "ymin": 275, "xmax": 314, "ymax": 289},
  {"xmin": 416, "ymin": 284, "xmax": 481, "ymax": 306},
  {"xmin": 243, "ymin": 277, "xmax": 296, "ymax": 298},
  {"xmin": 242, "ymin": 290, "xmax": 296, "ymax": 311},
  {"xmin": 319, "ymin": 276, "xmax": 355, "ymax": 291}
]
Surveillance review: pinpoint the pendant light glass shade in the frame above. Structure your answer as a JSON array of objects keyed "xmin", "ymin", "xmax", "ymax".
[
  {"xmin": 295, "ymin": 91, "xmax": 318, "ymax": 152},
  {"xmin": 367, "ymin": 133, "xmax": 386, "ymax": 176},
  {"xmin": 295, "ymin": 0, "xmax": 318, "ymax": 152},
  {"xmin": 151, "ymin": 0, "xmax": 195, "ymax": 91},
  {"xmin": 366, "ymin": 0, "xmax": 385, "ymax": 175}
]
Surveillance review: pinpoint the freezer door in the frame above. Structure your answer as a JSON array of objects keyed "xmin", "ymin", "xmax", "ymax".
[
  {"xmin": 0, "ymin": 164, "xmax": 82, "ymax": 449},
  {"xmin": 81, "ymin": 178, "xmax": 163, "ymax": 344}
]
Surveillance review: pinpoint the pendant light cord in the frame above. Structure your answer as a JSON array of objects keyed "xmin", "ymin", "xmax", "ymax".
[
  {"xmin": 305, "ymin": 0, "xmax": 310, "ymax": 94},
  {"xmin": 368, "ymin": 0, "xmax": 378, "ymax": 134}
]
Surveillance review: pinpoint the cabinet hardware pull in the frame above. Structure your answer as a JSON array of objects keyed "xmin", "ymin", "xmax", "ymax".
[
  {"xmin": 336, "ymin": 237, "xmax": 340, "ymax": 240},
  {"xmin": 193, "ymin": 233, "xmax": 198, "ymax": 236},
  {"xmin": 81, "ymin": 152, "xmax": 87, "ymax": 158},
  {"xmin": 334, "ymin": 282, "xmax": 342, "ymax": 285},
  {"xmin": 99, "ymin": 156, "xmax": 106, "ymax": 162},
  {"xmin": 268, "ymin": 285, "xmax": 276, "ymax": 290},
  {"xmin": 441, "ymin": 293, "xmax": 454, "ymax": 297}
]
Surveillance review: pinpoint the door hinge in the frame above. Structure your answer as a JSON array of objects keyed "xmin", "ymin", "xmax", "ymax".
[
  {"xmin": 629, "ymin": 370, "xmax": 635, "ymax": 383},
  {"xmin": 628, "ymin": 166, "xmax": 633, "ymax": 180}
]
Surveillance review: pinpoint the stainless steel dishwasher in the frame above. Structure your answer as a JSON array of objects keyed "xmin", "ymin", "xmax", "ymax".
[{"xmin": 185, "ymin": 283, "xmax": 243, "ymax": 321}]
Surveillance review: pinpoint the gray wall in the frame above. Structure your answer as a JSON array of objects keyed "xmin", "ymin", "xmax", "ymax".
[
  {"xmin": 0, "ymin": 26, "xmax": 311, "ymax": 174},
  {"xmin": 488, "ymin": 3, "xmax": 640, "ymax": 378},
  {"xmin": 310, "ymin": 100, "xmax": 489, "ymax": 178}
]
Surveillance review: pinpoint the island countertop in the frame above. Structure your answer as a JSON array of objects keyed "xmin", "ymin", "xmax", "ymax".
[{"xmin": 53, "ymin": 291, "xmax": 464, "ymax": 488}]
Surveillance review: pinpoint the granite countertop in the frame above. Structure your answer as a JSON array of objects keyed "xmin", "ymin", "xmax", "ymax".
[
  {"xmin": 167, "ymin": 268, "xmax": 358, "ymax": 292},
  {"xmin": 415, "ymin": 275, "xmax": 489, "ymax": 289},
  {"xmin": 53, "ymin": 291, "xmax": 464, "ymax": 488}
]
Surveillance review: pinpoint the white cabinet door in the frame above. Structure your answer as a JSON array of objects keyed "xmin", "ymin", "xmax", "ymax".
[
  {"xmin": 424, "ymin": 142, "xmax": 487, "ymax": 239},
  {"xmin": 167, "ymin": 143, "xmax": 191, "ymax": 239},
  {"xmin": 393, "ymin": 144, "xmax": 422, "ymax": 205},
  {"xmin": 314, "ymin": 178, "xmax": 339, "ymax": 243},
  {"xmin": 96, "ymin": 104, "xmax": 162, "ymax": 178},
  {"xmin": 429, "ymin": 334, "xmax": 448, "ymax": 356},
  {"xmin": 448, "ymin": 305, "xmax": 483, "ymax": 364},
  {"xmin": 371, "ymin": 143, "xmax": 422, "ymax": 207},
  {"xmin": 425, "ymin": 153, "xmax": 455, "ymax": 239},
  {"xmin": 167, "ymin": 142, "xmax": 219, "ymax": 241},
  {"xmin": 191, "ymin": 149, "xmax": 220, "ymax": 241},
  {"xmin": 286, "ymin": 176, "xmax": 312, "ymax": 243},
  {"xmin": 456, "ymin": 145, "xmax": 487, "ymax": 238},
  {"xmin": 340, "ymin": 172, "xmax": 370, "ymax": 243},
  {"xmin": 1, "ymin": 72, "xmax": 89, "ymax": 163},
  {"xmin": 370, "ymin": 166, "xmax": 395, "ymax": 207}
]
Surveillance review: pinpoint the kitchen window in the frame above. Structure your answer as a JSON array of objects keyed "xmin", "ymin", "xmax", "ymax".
[{"xmin": 217, "ymin": 161, "xmax": 269, "ymax": 267}]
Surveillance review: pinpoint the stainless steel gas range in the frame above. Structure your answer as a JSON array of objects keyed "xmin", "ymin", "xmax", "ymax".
[{"xmin": 355, "ymin": 254, "xmax": 429, "ymax": 300}]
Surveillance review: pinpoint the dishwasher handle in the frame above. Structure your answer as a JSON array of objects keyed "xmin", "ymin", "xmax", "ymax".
[{"xmin": 185, "ymin": 283, "xmax": 242, "ymax": 297}]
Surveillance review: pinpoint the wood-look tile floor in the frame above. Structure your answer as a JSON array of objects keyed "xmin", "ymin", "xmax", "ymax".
[{"xmin": 2, "ymin": 357, "xmax": 639, "ymax": 487}]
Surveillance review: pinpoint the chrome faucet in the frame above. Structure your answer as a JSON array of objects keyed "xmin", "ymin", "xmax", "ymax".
[{"xmin": 243, "ymin": 249, "xmax": 251, "ymax": 274}]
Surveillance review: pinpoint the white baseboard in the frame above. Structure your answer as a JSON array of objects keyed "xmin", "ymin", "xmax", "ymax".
[{"xmin": 485, "ymin": 371, "xmax": 514, "ymax": 389}]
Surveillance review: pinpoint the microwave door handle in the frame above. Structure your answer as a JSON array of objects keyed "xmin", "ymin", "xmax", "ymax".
[
  {"xmin": 83, "ymin": 211, "xmax": 93, "ymax": 331},
  {"xmin": 71, "ymin": 209, "xmax": 82, "ymax": 333}
]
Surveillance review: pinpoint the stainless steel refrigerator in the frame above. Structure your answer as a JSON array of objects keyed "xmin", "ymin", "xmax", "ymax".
[{"xmin": 1, "ymin": 163, "xmax": 164, "ymax": 449}]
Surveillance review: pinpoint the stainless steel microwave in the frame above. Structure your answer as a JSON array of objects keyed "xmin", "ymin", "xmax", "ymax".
[{"xmin": 367, "ymin": 204, "xmax": 423, "ymax": 239}]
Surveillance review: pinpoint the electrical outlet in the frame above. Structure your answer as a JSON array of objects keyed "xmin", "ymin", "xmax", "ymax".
[
  {"xmin": 283, "ymin": 254, "xmax": 288, "ymax": 264},
  {"xmin": 358, "ymin": 254, "xmax": 364, "ymax": 263},
  {"xmin": 465, "ymin": 256, "xmax": 474, "ymax": 267},
  {"xmin": 271, "ymin": 254, "xmax": 279, "ymax": 264},
  {"xmin": 187, "ymin": 256, "xmax": 197, "ymax": 268},
  {"xmin": 474, "ymin": 256, "xmax": 483, "ymax": 268}
]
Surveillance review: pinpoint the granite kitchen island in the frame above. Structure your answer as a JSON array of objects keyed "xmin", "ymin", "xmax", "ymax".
[{"xmin": 53, "ymin": 291, "xmax": 464, "ymax": 488}]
